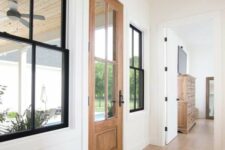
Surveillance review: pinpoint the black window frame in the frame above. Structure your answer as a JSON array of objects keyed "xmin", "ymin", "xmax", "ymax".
[
  {"xmin": 0, "ymin": 0, "xmax": 69, "ymax": 142},
  {"xmin": 129, "ymin": 24, "xmax": 144, "ymax": 113}
]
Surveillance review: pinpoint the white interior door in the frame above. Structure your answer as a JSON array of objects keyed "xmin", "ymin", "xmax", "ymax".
[{"xmin": 165, "ymin": 29, "xmax": 178, "ymax": 144}]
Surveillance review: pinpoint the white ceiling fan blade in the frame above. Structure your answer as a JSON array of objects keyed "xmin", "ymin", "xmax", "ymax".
[
  {"xmin": 8, "ymin": 0, "xmax": 18, "ymax": 10},
  {"xmin": 21, "ymin": 14, "xmax": 46, "ymax": 20},
  {"xmin": 19, "ymin": 18, "xmax": 29, "ymax": 28},
  {"xmin": 0, "ymin": 12, "xmax": 5, "ymax": 17},
  {"xmin": 0, "ymin": 12, "xmax": 8, "ymax": 21},
  {"xmin": 0, "ymin": 16, "xmax": 9, "ymax": 22}
]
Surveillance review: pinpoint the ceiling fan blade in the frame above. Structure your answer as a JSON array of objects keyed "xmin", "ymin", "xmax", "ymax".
[
  {"xmin": 0, "ymin": 11, "xmax": 8, "ymax": 21},
  {"xmin": 21, "ymin": 14, "xmax": 46, "ymax": 20},
  {"xmin": 19, "ymin": 18, "xmax": 29, "ymax": 28},
  {"xmin": 8, "ymin": 0, "xmax": 18, "ymax": 10},
  {"xmin": 33, "ymin": 15, "xmax": 46, "ymax": 20},
  {"xmin": 0, "ymin": 16, "xmax": 9, "ymax": 22}
]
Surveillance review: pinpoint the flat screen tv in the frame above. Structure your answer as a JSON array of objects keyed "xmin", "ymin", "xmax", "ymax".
[{"xmin": 178, "ymin": 46, "xmax": 187, "ymax": 74}]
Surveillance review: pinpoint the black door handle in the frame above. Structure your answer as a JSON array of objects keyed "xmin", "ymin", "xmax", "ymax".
[{"xmin": 119, "ymin": 90, "xmax": 124, "ymax": 107}]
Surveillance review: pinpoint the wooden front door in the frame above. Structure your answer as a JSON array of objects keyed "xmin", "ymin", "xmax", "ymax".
[{"xmin": 89, "ymin": 0, "xmax": 123, "ymax": 150}]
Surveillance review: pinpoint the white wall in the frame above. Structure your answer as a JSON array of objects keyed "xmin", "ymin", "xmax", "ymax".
[
  {"xmin": 149, "ymin": 0, "xmax": 225, "ymax": 149},
  {"xmin": 119, "ymin": 0, "xmax": 151, "ymax": 149}
]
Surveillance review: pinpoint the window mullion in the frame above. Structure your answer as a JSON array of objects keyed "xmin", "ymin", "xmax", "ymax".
[
  {"xmin": 134, "ymin": 69, "xmax": 136, "ymax": 110},
  {"xmin": 31, "ymin": 44, "xmax": 36, "ymax": 130},
  {"xmin": 62, "ymin": 51, "xmax": 69, "ymax": 125},
  {"xmin": 29, "ymin": 0, "xmax": 34, "ymax": 40},
  {"xmin": 139, "ymin": 32, "xmax": 142, "ymax": 69},
  {"xmin": 61, "ymin": 0, "xmax": 67, "ymax": 48}
]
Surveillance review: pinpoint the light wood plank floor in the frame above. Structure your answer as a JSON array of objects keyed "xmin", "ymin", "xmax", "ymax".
[{"xmin": 144, "ymin": 119, "xmax": 214, "ymax": 150}]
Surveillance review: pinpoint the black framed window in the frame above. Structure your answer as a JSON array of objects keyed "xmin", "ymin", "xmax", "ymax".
[
  {"xmin": 0, "ymin": 0, "xmax": 68, "ymax": 142},
  {"xmin": 129, "ymin": 24, "xmax": 144, "ymax": 112}
]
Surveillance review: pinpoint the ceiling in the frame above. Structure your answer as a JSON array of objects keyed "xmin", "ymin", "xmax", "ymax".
[{"xmin": 172, "ymin": 18, "xmax": 214, "ymax": 51}]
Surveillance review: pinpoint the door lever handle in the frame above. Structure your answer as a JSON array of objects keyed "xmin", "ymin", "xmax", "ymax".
[{"xmin": 119, "ymin": 90, "xmax": 124, "ymax": 107}]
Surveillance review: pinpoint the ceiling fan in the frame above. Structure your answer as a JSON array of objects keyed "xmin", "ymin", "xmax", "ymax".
[{"xmin": 3, "ymin": 0, "xmax": 46, "ymax": 28}]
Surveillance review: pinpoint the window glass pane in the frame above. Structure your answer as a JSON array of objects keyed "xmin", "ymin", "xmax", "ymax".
[
  {"xmin": 0, "ymin": 38, "xmax": 31, "ymax": 135},
  {"xmin": 95, "ymin": 0, "xmax": 106, "ymax": 59},
  {"xmin": 35, "ymin": 46, "xmax": 62, "ymax": 128},
  {"xmin": 95, "ymin": 61, "xmax": 105, "ymax": 121},
  {"xmin": 33, "ymin": 0, "xmax": 61, "ymax": 46},
  {"xmin": 107, "ymin": 7, "xmax": 116, "ymax": 61},
  {"xmin": 129, "ymin": 28, "xmax": 133, "ymax": 66},
  {"xmin": 136, "ymin": 70, "xmax": 139, "ymax": 108},
  {"xmin": 108, "ymin": 63, "xmax": 115, "ymax": 118},
  {"xmin": 133, "ymin": 30, "xmax": 139, "ymax": 68},
  {"xmin": 129, "ymin": 69, "xmax": 135, "ymax": 110},
  {"xmin": 0, "ymin": 0, "xmax": 30, "ymax": 38},
  {"xmin": 209, "ymin": 79, "xmax": 214, "ymax": 117}
]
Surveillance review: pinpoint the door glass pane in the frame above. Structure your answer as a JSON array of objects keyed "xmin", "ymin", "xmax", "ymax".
[
  {"xmin": 107, "ymin": 7, "xmax": 116, "ymax": 61},
  {"xmin": 130, "ymin": 69, "xmax": 135, "ymax": 110},
  {"xmin": 35, "ymin": 46, "xmax": 63, "ymax": 128},
  {"xmin": 95, "ymin": 61, "xmax": 105, "ymax": 121},
  {"xmin": 209, "ymin": 79, "xmax": 214, "ymax": 117},
  {"xmin": 0, "ymin": 0, "xmax": 30, "ymax": 38},
  {"xmin": 0, "ymin": 38, "xmax": 31, "ymax": 135},
  {"xmin": 33, "ymin": 0, "xmax": 61, "ymax": 46},
  {"xmin": 95, "ymin": 0, "xmax": 106, "ymax": 59},
  {"xmin": 108, "ymin": 63, "xmax": 115, "ymax": 118}
]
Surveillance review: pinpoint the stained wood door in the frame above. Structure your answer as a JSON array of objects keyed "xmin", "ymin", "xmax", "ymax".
[{"xmin": 89, "ymin": 0, "xmax": 123, "ymax": 150}]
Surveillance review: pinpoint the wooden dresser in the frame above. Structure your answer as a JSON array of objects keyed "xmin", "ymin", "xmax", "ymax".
[{"xmin": 178, "ymin": 74, "xmax": 196, "ymax": 134}]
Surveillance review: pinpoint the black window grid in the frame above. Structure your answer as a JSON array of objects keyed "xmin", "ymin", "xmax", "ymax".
[
  {"xmin": 129, "ymin": 24, "xmax": 144, "ymax": 112},
  {"xmin": 0, "ymin": 0, "xmax": 68, "ymax": 141},
  {"xmin": 0, "ymin": 32, "xmax": 69, "ymax": 142}
]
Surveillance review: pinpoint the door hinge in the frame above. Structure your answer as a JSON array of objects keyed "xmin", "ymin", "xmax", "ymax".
[
  {"xmin": 165, "ymin": 97, "xmax": 168, "ymax": 102},
  {"xmin": 165, "ymin": 127, "xmax": 168, "ymax": 132},
  {"xmin": 177, "ymin": 98, "xmax": 180, "ymax": 101},
  {"xmin": 164, "ymin": 37, "xmax": 168, "ymax": 42},
  {"xmin": 165, "ymin": 67, "xmax": 168, "ymax": 71}
]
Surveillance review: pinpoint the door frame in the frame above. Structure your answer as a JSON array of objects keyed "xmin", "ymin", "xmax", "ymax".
[
  {"xmin": 88, "ymin": 0, "xmax": 124, "ymax": 149},
  {"xmin": 161, "ymin": 12, "xmax": 220, "ymax": 147},
  {"xmin": 206, "ymin": 77, "xmax": 214, "ymax": 120}
]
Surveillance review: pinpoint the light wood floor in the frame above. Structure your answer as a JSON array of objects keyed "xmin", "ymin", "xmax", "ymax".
[{"xmin": 144, "ymin": 119, "xmax": 214, "ymax": 150}]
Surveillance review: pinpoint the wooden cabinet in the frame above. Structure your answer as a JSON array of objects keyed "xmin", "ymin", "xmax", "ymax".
[{"xmin": 178, "ymin": 74, "xmax": 196, "ymax": 133}]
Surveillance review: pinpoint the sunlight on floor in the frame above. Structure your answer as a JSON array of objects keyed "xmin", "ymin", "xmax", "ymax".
[{"xmin": 145, "ymin": 119, "xmax": 214, "ymax": 150}]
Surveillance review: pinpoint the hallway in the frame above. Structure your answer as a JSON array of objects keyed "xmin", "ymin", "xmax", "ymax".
[{"xmin": 145, "ymin": 119, "xmax": 214, "ymax": 150}]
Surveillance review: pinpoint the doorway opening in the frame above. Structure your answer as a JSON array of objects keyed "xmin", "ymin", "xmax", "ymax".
[{"xmin": 164, "ymin": 13, "xmax": 219, "ymax": 149}]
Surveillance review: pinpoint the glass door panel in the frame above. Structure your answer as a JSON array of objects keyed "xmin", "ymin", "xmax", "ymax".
[
  {"xmin": 94, "ymin": 0, "xmax": 116, "ymax": 122},
  {"xmin": 107, "ymin": 6, "xmax": 116, "ymax": 61},
  {"xmin": 95, "ymin": 61, "xmax": 106, "ymax": 121}
]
